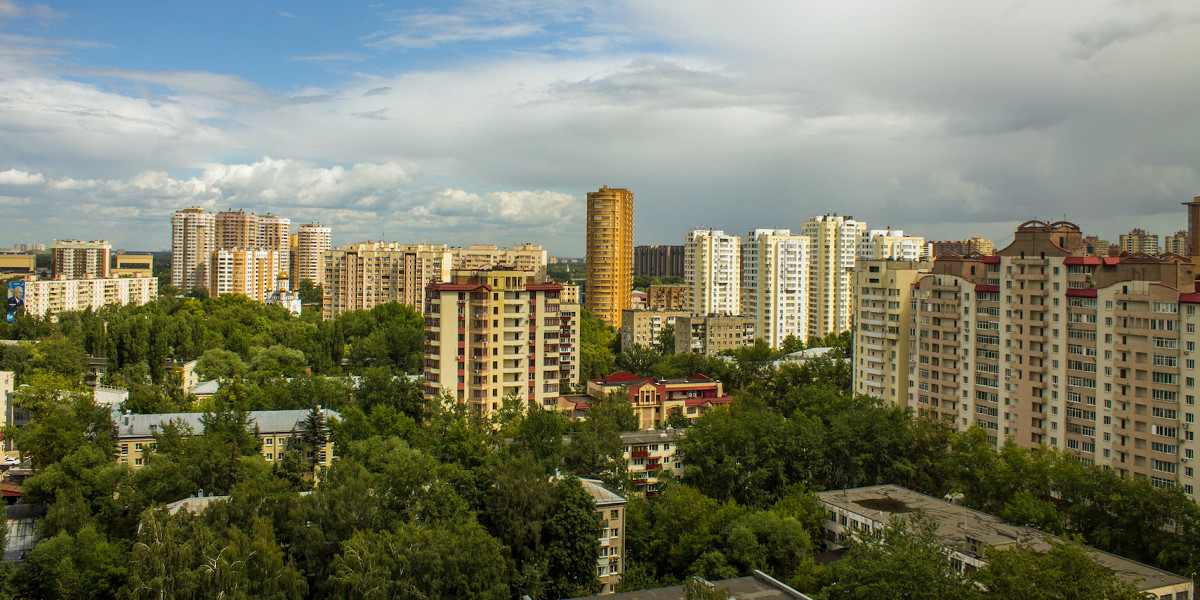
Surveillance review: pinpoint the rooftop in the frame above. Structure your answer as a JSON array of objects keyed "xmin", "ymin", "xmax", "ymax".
[
  {"xmin": 620, "ymin": 429, "xmax": 684, "ymax": 445},
  {"xmin": 569, "ymin": 572, "xmax": 813, "ymax": 600},
  {"xmin": 578, "ymin": 478, "xmax": 625, "ymax": 508},
  {"xmin": 818, "ymin": 485, "xmax": 1190, "ymax": 592},
  {"xmin": 117, "ymin": 408, "xmax": 339, "ymax": 439}
]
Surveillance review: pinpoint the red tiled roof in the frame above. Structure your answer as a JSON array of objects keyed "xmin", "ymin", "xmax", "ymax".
[
  {"xmin": 685, "ymin": 396, "xmax": 732, "ymax": 407},
  {"xmin": 981, "ymin": 256, "xmax": 1001, "ymax": 264},
  {"xmin": 1179, "ymin": 293, "xmax": 1200, "ymax": 304},
  {"xmin": 1063, "ymin": 257, "xmax": 1102, "ymax": 265}
]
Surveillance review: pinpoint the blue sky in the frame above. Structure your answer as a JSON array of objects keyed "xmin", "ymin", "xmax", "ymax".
[{"xmin": 2, "ymin": 0, "xmax": 1200, "ymax": 253}]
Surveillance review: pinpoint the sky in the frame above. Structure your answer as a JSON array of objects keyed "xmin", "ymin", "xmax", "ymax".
[{"xmin": 1, "ymin": 0, "xmax": 1199, "ymax": 255}]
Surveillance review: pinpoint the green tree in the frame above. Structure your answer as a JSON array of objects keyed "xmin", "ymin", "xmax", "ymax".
[
  {"xmin": 194, "ymin": 348, "xmax": 248, "ymax": 380},
  {"xmin": 18, "ymin": 524, "xmax": 126, "ymax": 599},
  {"xmin": 971, "ymin": 538, "xmax": 1144, "ymax": 600},
  {"xmin": 817, "ymin": 514, "xmax": 978, "ymax": 600},
  {"xmin": 296, "ymin": 279, "xmax": 322, "ymax": 307},
  {"xmin": 683, "ymin": 576, "xmax": 731, "ymax": 600},
  {"xmin": 543, "ymin": 476, "xmax": 603, "ymax": 599}
]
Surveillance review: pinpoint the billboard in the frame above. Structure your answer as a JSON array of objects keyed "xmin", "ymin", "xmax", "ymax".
[{"xmin": 6, "ymin": 281, "xmax": 24, "ymax": 323}]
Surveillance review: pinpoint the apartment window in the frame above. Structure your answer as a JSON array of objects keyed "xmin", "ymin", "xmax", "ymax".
[
  {"xmin": 610, "ymin": 528, "xmax": 619, "ymax": 538},
  {"xmin": 610, "ymin": 510, "xmax": 619, "ymax": 520}
]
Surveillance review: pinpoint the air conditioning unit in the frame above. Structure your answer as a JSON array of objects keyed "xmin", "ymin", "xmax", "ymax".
[{"xmin": 1184, "ymin": 422, "xmax": 1190, "ymax": 430}]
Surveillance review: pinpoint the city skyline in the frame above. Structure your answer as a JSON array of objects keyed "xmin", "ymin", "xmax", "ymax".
[{"xmin": 0, "ymin": 1, "xmax": 1198, "ymax": 254}]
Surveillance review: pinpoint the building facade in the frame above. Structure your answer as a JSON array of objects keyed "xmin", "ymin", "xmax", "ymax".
[
  {"xmin": 322, "ymin": 242, "xmax": 452, "ymax": 319},
  {"xmin": 578, "ymin": 479, "xmax": 626, "ymax": 594},
  {"xmin": 622, "ymin": 429, "xmax": 684, "ymax": 494},
  {"xmin": 620, "ymin": 309, "xmax": 689, "ymax": 350},
  {"xmin": 742, "ymin": 228, "xmax": 809, "ymax": 348},
  {"xmin": 1164, "ymin": 230, "xmax": 1189, "ymax": 256},
  {"xmin": 256, "ymin": 214, "xmax": 291, "ymax": 279},
  {"xmin": 674, "ymin": 314, "xmax": 755, "ymax": 355},
  {"xmin": 51, "ymin": 239, "xmax": 111, "ymax": 279},
  {"xmin": 633, "ymin": 245, "xmax": 685, "ymax": 278},
  {"xmin": 1119, "ymin": 228, "xmax": 1160, "ymax": 255},
  {"xmin": 112, "ymin": 254, "xmax": 153, "ymax": 278},
  {"xmin": 802, "ymin": 215, "xmax": 866, "ymax": 338},
  {"xmin": 929, "ymin": 238, "xmax": 995, "ymax": 257},
  {"xmin": 171, "ymin": 207, "xmax": 217, "ymax": 292},
  {"xmin": 209, "ymin": 249, "xmax": 284, "ymax": 302},
  {"xmin": 296, "ymin": 223, "xmax": 332, "ymax": 286},
  {"xmin": 645, "ymin": 284, "xmax": 688, "ymax": 311},
  {"xmin": 588, "ymin": 371, "xmax": 732, "ymax": 429},
  {"xmin": 858, "ymin": 220, "xmax": 1200, "ymax": 499},
  {"xmin": 423, "ymin": 269, "xmax": 579, "ymax": 416},
  {"xmin": 859, "ymin": 229, "xmax": 926, "ymax": 262},
  {"xmin": 22, "ymin": 276, "xmax": 157, "ymax": 318},
  {"xmin": 452, "ymin": 243, "xmax": 547, "ymax": 277},
  {"xmin": 851, "ymin": 260, "xmax": 929, "ymax": 403},
  {"xmin": 215, "ymin": 210, "xmax": 258, "ymax": 250},
  {"xmin": 685, "ymin": 228, "xmax": 741, "ymax": 316},
  {"xmin": 586, "ymin": 186, "xmax": 635, "ymax": 329}
]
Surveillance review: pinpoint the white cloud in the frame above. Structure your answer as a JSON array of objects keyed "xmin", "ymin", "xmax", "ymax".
[{"xmin": 0, "ymin": 168, "xmax": 44, "ymax": 185}]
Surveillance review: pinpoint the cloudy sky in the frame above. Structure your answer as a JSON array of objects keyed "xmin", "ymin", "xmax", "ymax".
[{"xmin": 1, "ymin": 0, "xmax": 1198, "ymax": 254}]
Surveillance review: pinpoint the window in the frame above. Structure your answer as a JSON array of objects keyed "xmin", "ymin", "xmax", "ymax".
[{"xmin": 610, "ymin": 528, "xmax": 619, "ymax": 538}]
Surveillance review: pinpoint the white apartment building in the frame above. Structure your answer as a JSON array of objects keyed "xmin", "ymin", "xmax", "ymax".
[
  {"xmin": 171, "ymin": 207, "xmax": 216, "ymax": 292},
  {"xmin": 859, "ymin": 228, "xmax": 926, "ymax": 262},
  {"xmin": 742, "ymin": 228, "xmax": 810, "ymax": 348},
  {"xmin": 685, "ymin": 229, "xmax": 740, "ymax": 316},
  {"xmin": 23, "ymin": 276, "xmax": 157, "ymax": 318},
  {"xmin": 802, "ymin": 215, "xmax": 866, "ymax": 337},
  {"xmin": 296, "ymin": 223, "xmax": 332, "ymax": 286}
]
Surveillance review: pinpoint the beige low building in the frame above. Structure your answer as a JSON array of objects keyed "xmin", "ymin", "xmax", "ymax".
[
  {"xmin": 22, "ymin": 276, "xmax": 157, "ymax": 318},
  {"xmin": 673, "ymin": 315, "xmax": 755, "ymax": 355},
  {"xmin": 578, "ymin": 478, "xmax": 626, "ymax": 595},
  {"xmin": 112, "ymin": 253, "xmax": 154, "ymax": 278},
  {"xmin": 115, "ymin": 408, "xmax": 338, "ymax": 472},
  {"xmin": 645, "ymin": 284, "xmax": 688, "ymax": 311},
  {"xmin": 0, "ymin": 254, "xmax": 35, "ymax": 275},
  {"xmin": 621, "ymin": 429, "xmax": 684, "ymax": 494},
  {"xmin": 819, "ymin": 485, "xmax": 1192, "ymax": 599},
  {"xmin": 620, "ymin": 309, "xmax": 688, "ymax": 350}
]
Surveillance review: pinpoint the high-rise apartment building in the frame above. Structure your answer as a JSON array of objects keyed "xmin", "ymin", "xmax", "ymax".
[
  {"xmin": 451, "ymin": 243, "xmax": 547, "ymax": 277},
  {"xmin": 1119, "ymin": 228, "xmax": 1159, "ymax": 255},
  {"xmin": 256, "ymin": 214, "xmax": 291, "ymax": 278},
  {"xmin": 742, "ymin": 228, "xmax": 809, "ymax": 348},
  {"xmin": 857, "ymin": 219, "xmax": 1200, "ymax": 499},
  {"xmin": 209, "ymin": 249, "xmax": 283, "ymax": 302},
  {"xmin": 802, "ymin": 215, "xmax": 866, "ymax": 337},
  {"xmin": 929, "ymin": 238, "xmax": 995, "ymax": 257},
  {"xmin": 851, "ymin": 259, "xmax": 929, "ymax": 402},
  {"xmin": 171, "ymin": 207, "xmax": 216, "ymax": 292},
  {"xmin": 585, "ymin": 186, "xmax": 634, "ymax": 329},
  {"xmin": 859, "ymin": 229, "xmax": 925, "ymax": 262},
  {"xmin": 422, "ymin": 269, "xmax": 579, "ymax": 415},
  {"xmin": 215, "ymin": 210, "xmax": 258, "ymax": 250},
  {"xmin": 51, "ymin": 239, "xmax": 111, "ymax": 279},
  {"xmin": 296, "ymin": 223, "xmax": 332, "ymax": 286},
  {"xmin": 322, "ymin": 242, "xmax": 452, "ymax": 319},
  {"xmin": 1185, "ymin": 196, "xmax": 1200, "ymax": 256},
  {"xmin": 1164, "ymin": 230, "xmax": 1189, "ymax": 256},
  {"xmin": 684, "ymin": 229, "xmax": 740, "ymax": 316},
  {"xmin": 633, "ymin": 245, "xmax": 685, "ymax": 278}
]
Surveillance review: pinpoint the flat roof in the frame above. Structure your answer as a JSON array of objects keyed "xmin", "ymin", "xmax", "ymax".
[
  {"xmin": 569, "ymin": 573, "xmax": 812, "ymax": 599},
  {"xmin": 117, "ymin": 408, "xmax": 340, "ymax": 439},
  {"xmin": 620, "ymin": 429, "xmax": 684, "ymax": 445},
  {"xmin": 818, "ymin": 485, "xmax": 1189, "ymax": 592}
]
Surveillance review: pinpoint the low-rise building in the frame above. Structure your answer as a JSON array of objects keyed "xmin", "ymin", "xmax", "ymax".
[
  {"xmin": 21, "ymin": 275, "xmax": 157, "ymax": 318},
  {"xmin": 111, "ymin": 253, "xmax": 154, "ymax": 278},
  {"xmin": 578, "ymin": 478, "xmax": 626, "ymax": 594},
  {"xmin": 115, "ymin": 408, "xmax": 339, "ymax": 472},
  {"xmin": 621, "ymin": 429, "xmax": 684, "ymax": 494},
  {"xmin": 588, "ymin": 371, "xmax": 732, "ymax": 429},
  {"xmin": 673, "ymin": 315, "xmax": 755, "ymax": 355},
  {"xmin": 818, "ymin": 485, "xmax": 1192, "ymax": 599},
  {"xmin": 0, "ymin": 254, "xmax": 35, "ymax": 276},
  {"xmin": 620, "ymin": 309, "xmax": 688, "ymax": 350}
]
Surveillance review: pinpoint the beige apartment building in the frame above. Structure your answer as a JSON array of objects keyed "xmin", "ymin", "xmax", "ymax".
[
  {"xmin": 323, "ymin": 242, "xmax": 452, "ymax": 319},
  {"xmin": 620, "ymin": 309, "xmax": 688, "ymax": 350},
  {"xmin": 578, "ymin": 479, "xmax": 626, "ymax": 594},
  {"xmin": 216, "ymin": 209, "xmax": 258, "ymax": 250},
  {"xmin": 858, "ymin": 219, "xmax": 1200, "ymax": 499},
  {"xmin": 858, "ymin": 229, "xmax": 926, "ymax": 262},
  {"xmin": 742, "ymin": 228, "xmax": 809, "ymax": 348},
  {"xmin": 51, "ymin": 239, "xmax": 111, "ymax": 279},
  {"xmin": 685, "ymin": 228, "xmax": 741, "ymax": 316},
  {"xmin": 802, "ymin": 214, "xmax": 866, "ymax": 338},
  {"xmin": 621, "ymin": 429, "xmax": 684, "ymax": 494},
  {"xmin": 111, "ymin": 254, "xmax": 153, "ymax": 278},
  {"xmin": 819, "ymin": 485, "xmax": 1191, "ymax": 598},
  {"xmin": 674, "ymin": 315, "xmax": 755, "ymax": 356},
  {"xmin": 171, "ymin": 207, "xmax": 216, "ymax": 292},
  {"xmin": 452, "ymin": 243, "xmax": 547, "ymax": 277},
  {"xmin": 209, "ymin": 249, "xmax": 284, "ymax": 302},
  {"xmin": 422, "ymin": 269, "xmax": 579, "ymax": 416},
  {"xmin": 256, "ymin": 214, "xmax": 291, "ymax": 279},
  {"xmin": 645, "ymin": 284, "xmax": 687, "ymax": 311},
  {"xmin": 1164, "ymin": 230, "xmax": 1189, "ymax": 256},
  {"xmin": 295, "ymin": 223, "xmax": 332, "ymax": 286},
  {"xmin": 929, "ymin": 237, "xmax": 995, "ymax": 258},
  {"xmin": 116, "ymin": 408, "xmax": 338, "ymax": 473},
  {"xmin": 1119, "ymin": 228, "xmax": 1160, "ymax": 255},
  {"xmin": 852, "ymin": 260, "xmax": 929, "ymax": 403},
  {"xmin": 586, "ymin": 186, "xmax": 634, "ymax": 329},
  {"xmin": 22, "ymin": 276, "xmax": 157, "ymax": 318}
]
